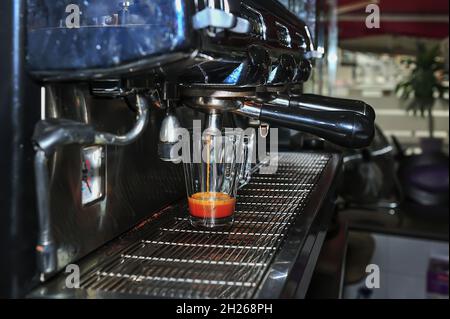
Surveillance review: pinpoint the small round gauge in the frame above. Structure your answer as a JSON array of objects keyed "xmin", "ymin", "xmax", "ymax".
[{"xmin": 81, "ymin": 146, "xmax": 105, "ymax": 206}]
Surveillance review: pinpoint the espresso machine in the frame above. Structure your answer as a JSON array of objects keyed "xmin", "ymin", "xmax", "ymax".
[{"xmin": 1, "ymin": 0, "xmax": 375, "ymax": 299}]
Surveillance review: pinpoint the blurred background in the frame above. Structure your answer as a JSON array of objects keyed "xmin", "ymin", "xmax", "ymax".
[{"xmin": 279, "ymin": 0, "xmax": 449, "ymax": 299}]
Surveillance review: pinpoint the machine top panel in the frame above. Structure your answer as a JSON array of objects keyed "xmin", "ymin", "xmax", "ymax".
[
  {"xmin": 27, "ymin": 0, "xmax": 191, "ymax": 76},
  {"xmin": 26, "ymin": 0, "xmax": 313, "ymax": 81}
]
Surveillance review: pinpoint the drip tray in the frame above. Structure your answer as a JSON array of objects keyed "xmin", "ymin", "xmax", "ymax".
[{"xmin": 30, "ymin": 153, "xmax": 340, "ymax": 299}]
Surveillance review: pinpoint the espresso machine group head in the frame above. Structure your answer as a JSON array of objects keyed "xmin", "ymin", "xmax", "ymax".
[
  {"xmin": 26, "ymin": 0, "xmax": 375, "ymax": 280},
  {"xmin": 28, "ymin": 0, "xmax": 375, "ymax": 145}
]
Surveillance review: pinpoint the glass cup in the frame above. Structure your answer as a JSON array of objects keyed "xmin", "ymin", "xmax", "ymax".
[
  {"xmin": 183, "ymin": 129, "xmax": 245, "ymax": 229},
  {"xmin": 239, "ymin": 130, "xmax": 256, "ymax": 187}
]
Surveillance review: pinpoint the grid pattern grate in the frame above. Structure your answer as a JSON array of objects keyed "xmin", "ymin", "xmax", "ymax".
[{"xmin": 79, "ymin": 153, "xmax": 331, "ymax": 298}]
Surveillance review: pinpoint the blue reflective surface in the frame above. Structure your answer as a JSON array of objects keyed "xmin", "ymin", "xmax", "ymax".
[
  {"xmin": 27, "ymin": 0, "xmax": 189, "ymax": 71},
  {"xmin": 223, "ymin": 63, "xmax": 245, "ymax": 85}
]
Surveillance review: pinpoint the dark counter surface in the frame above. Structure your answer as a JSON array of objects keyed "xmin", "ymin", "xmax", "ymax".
[{"xmin": 339, "ymin": 205, "xmax": 449, "ymax": 242}]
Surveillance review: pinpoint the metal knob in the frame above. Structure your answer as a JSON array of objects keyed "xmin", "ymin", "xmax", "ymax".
[{"xmin": 158, "ymin": 112, "xmax": 182, "ymax": 162}]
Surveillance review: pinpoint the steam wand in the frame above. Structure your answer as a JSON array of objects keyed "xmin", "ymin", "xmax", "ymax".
[{"xmin": 33, "ymin": 92, "xmax": 150, "ymax": 280}]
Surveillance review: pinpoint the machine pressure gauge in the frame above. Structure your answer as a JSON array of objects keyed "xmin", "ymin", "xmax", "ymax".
[{"xmin": 81, "ymin": 146, "xmax": 105, "ymax": 206}]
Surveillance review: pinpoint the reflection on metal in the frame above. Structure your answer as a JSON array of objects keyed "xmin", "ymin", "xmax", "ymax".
[
  {"xmin": 34, "ymin": 150, "xmax": 55, "ymax": 280},
  {"xmin": 94, "ymin": 94, "xmax": 149, "ymax": 146},
  {"xmin": 256, "ymin": 87, "xmax": 376, "ymax": 146},
  {"xmin": 33, "ymin": 93, "xmax": 150, "ymax": 154}
]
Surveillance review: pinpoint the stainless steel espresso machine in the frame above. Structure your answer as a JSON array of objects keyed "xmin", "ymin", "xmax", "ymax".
[{"xmin": 1, "ymin": 0, "xmax": 375, "ymax": 299}]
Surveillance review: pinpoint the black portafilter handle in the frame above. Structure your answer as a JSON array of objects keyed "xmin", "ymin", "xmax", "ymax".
[
  {"xmin": 236, "ymin": 97, "xmax": 375, "ymax": 149},
  {"xmin": 287, "ymin": 94, "xmax": 376, "ymax": 122}
]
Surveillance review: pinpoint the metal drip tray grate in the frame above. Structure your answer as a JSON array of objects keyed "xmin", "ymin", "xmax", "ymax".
[{"xmin": 79, "ymin": 153, "xmax": 331, "ymax": 299}]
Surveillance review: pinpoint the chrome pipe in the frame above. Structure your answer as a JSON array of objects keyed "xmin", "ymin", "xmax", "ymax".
[
  {"xmin": 34, "ymin": 149, "xmax": 56, "ymax": 281},
  {"xmin": 95, "ymin": 94, "xmax": 150, "ymax": 146},
  {"xmin": 32, "ymin": 93, "xmax": 150, "ymax": 279}
]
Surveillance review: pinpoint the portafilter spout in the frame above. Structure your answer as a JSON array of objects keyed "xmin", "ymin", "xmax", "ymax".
[
  {"xmin": 159, "ymin": 97, "xmax": 232, "ymax": 162},
  {"xmin": 183, "ymin": 96, "xmax": 241, "ymax": 132}
]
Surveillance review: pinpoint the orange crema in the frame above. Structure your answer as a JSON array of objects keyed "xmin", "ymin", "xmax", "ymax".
[{"xmin": 188, "ymin": 192, "xmax": 236, "ymax": 219}]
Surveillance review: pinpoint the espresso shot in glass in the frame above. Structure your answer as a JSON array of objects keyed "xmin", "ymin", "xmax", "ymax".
[{"xmin": 183, "ymin": 129, "xmax": 244, "ymax": 229}]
